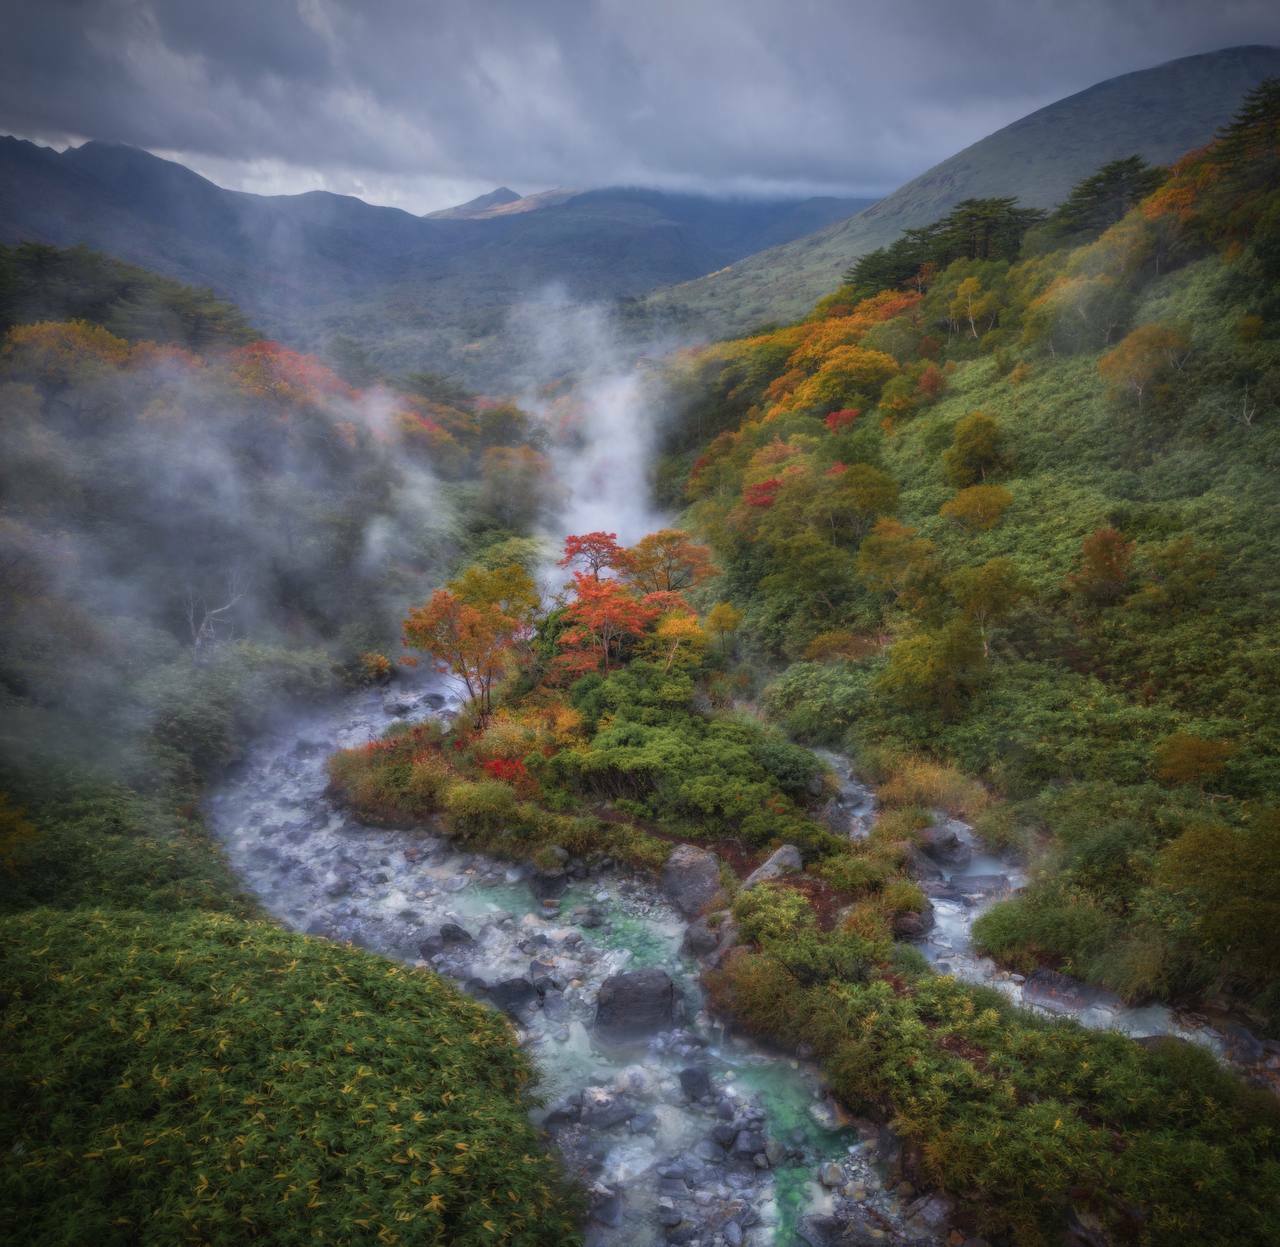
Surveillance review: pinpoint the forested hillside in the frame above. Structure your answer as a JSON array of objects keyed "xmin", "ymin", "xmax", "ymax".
[
  {"xmin": 0, "ymin": 271, "xmax": 579, "ymax": 1245},
  {"xmin": 658, "ymin": 82, "xmax": 1280, "ymax": 1025}
]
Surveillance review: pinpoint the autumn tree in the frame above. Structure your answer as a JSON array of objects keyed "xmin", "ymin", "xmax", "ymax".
[
  {"xmin": 943, "ymin": 411, "xmax": 1007, "ymax": 486},
  {"xmin": 650, "ymin": 611, "xmax": 708, "ymax": 674},
  {"xmin": 940, "ymin": 483, "xmax": 1013, "ymax": 531},
  {"xmin": 1067, "ymin": 527, "xmax": 1134, "ymax": 607},
  {"xmin": 878, "ymin": 620, "xmax": 986, "ymax": 718},
  {"xmin": 557, "ymin": 573, "xmax": 657, "ymax": 674},
  {"xmin": 558, "ymin": 531, "xmax": 627, "ymax": 580},
  {"xmin": 706, "ymin": 601, "xmax": 744, "ymax": 652},
  {"xmin": 1098, "ymin": 323, "xmax": 1191, "ymax": 407},
  {"xmin": 402, "ymin": 562, "xmax": 538, "ymax": 724},
  {"xmin": 949, "ymin": 275, "xmax": 1001, "ymax": 338},
  {"xmin": 804, "ymin": 463, "xmax": 899, "ymax": 541},
  {"xmin": 624, "ymin": 529, "xmax": 716, "ymax": 594},
  {"xmin": 946, "ymin": 557, "xmax": 1027, "ymax": 655},
  {"xmin": 856, "ymin": 518, "xmax": 944, "ymax": 618}
]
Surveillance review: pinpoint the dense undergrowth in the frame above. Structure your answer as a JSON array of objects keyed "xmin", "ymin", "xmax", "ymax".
[
  {"xmin": 333, "ymin": 512, "xmax": 1280, "ymax": 1245},
  {"xmin": 657, "ymin": 83, "xmax": 1280, "ymax": 1028}
]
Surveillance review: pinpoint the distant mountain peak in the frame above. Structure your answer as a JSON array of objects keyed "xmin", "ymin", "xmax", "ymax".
[{"xmin": 427, "ymin": 186, "xmax": 522, "ymax": 219}]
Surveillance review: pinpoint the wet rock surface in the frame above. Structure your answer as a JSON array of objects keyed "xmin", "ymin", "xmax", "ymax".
[
  {"xmin": 596, "ymin": 967, "xmax": 678, "ymax": 1037},
  {"xmin": 206, "ymin": 681, "xmax": 1272, "ymax": 1242}
]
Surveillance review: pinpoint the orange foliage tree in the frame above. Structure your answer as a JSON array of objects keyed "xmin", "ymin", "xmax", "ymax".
[
  {"xmin": 1098, "ymin": 323, "xmax": 1191, "ymax": 406},
  {"xmin": 940, "ymin": 484, "xmax": 1014, "ymax": 531},
  {"xmin": 557, "ymin": 572, "xmax": 658, "ymax": 675},
  {"xmin": 558, "ymin": 531, "xmax": 627, "ymax": 580},
  {"xmin": 1067, "ymin": 527, "xmax": 1134, "ymax": 607},
  {"xmin": 624, "ymin": 529, "xmax": 716, "ymax": 594},
  {"xmin": 402, "ymin": 563, "xmax": 538, "ymax": 724}
]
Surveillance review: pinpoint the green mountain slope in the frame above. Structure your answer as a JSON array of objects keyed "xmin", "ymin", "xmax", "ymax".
[{"xmin": 643, "ymin": 45, "xmax": 1280, "ymax": 338}]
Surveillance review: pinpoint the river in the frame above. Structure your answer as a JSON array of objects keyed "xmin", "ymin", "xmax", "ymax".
[{"xmin": 206, "ymin": 682, "xmax": 950, "ymax": 1247}]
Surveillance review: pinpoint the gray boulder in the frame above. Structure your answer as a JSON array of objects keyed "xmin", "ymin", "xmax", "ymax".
[
  {"xmin": 741, "ymin": 844, "xmax": 803, "ymax": 889},
  {"xmin": 892, "ymin": 899, "xmax": 935, "ymax": 939},
  {"xmin": 662, "ymin": 844, "xmax": 725, "ymax": 917},
  {"xmin": 682, "ymin": 916, "xmax": 720, "ymax": 957},
  {"xmin": 595, "ymin": 968, "xmax": 676, "ymax": 1037},
  {"xmin": 918, "ymin": 817, "xmax": 973, "ymax": 867}
]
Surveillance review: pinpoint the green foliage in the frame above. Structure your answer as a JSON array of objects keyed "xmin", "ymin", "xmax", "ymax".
[
  {"xmin": 708, "ymin": 934, "xmax": 1280, "ymax": 1246},
  {"xmin": 0, "ymin": 907, "xmax": 580, "ymax": 1246},
  {"xmin": 732, "ymin": 882, "xmax": 815, "ymax": 944},
  {"xmin": 0, "ymin": 243, "xmax": 258, "ymax": 349},
  {"xmin": 444, "ymin": 779, "xmax": 520, "ymax": 833},
  {"xmin": 843, "ymin": 198, "xmax": 1046, "ymax": 297}
]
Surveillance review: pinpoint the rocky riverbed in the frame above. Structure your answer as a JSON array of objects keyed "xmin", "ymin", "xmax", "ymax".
[{"xmin": 206, "ymin": 682, "xmax": 967, "ymax": 1247}]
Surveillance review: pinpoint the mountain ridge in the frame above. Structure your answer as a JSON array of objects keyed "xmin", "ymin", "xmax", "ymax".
[
  {"xmin": 642, "ymin": 44, "xmax": 1280, "ymax": 336},
  {"xmin": 0, "ymin": 137, "xmax": 871, "ymax": 381}
]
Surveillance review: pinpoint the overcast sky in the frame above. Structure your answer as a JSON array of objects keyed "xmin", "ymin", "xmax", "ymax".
[{"xmin": 3, "ymin": 0, "xmax": 1279, "ymax": 214}]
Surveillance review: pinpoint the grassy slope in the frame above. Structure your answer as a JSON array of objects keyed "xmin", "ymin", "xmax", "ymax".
[{"xmin": 642, "ymin": 45, "xmax": 1280, "ymax": 338}]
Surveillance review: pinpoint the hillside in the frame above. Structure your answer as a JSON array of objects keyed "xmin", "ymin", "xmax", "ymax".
[
  {"xmin": 0, "ymin": 138, "xmax": 869, "ymax": 385},
  {"xmin": 642, "ymin": 44, "xmax": 1280, "ymax": 338}
]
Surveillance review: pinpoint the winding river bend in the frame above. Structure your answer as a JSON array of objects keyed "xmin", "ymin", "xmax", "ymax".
[
  {"xmin": 206, "ymin": 684, "xmax": 944, "ymax": 1247},
  {"xmin": 207, "ymin": 685, "xmax": 1271, "ymax": 1246}
]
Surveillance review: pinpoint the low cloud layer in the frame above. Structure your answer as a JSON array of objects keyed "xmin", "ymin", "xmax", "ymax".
[{"xmin": 4, "ymin": 1, "xmax": 1279, "ymax": 212}]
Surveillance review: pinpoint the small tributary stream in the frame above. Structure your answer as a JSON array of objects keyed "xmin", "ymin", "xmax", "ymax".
[
  {"xmin": 207, "ymin": 684, "xmax": 947, "ymax": 1247},
  {"xmin": 815, "ymin": 750, "xmax": 1253, "ymax": 1059}
]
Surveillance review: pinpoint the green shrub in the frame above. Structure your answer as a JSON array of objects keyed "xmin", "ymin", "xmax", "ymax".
[
  {"xmin": 732, "ymin": 882, "xmax": 814, "ymax": 944},
  {"xmin": 0, "ymin": 907, "xmax": 580, "ymax": 1246},
  {"xmin": 443, "ymin": 780, "xmax": 519, "ymax": 834}
]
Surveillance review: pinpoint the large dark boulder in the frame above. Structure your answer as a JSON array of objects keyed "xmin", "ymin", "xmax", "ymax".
[
  {"xmin": 595, "ymin": 968, "xmax": 676, "ymax": 1037},
  {"xmin": 486, "ymin": 977, "xmax": 537, "ymax": 1016},
  {"xmin": 662, "ymin": 845, "xmax": 725, "ymax": 917},
  {"xmin": 892, "ymin": 898, "xmax": 935, "ymax": 939}
]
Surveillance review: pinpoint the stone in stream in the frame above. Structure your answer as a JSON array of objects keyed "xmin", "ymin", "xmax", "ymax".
[
  {"xmin": 681, "ymin": 915, "xmax": 720, "ymax": 957},
  {"xmin": 486, "ymin": 977, "xmax": 537, "ymax": 1016},
  {"xmin": 741, "ymin": 843, "xmax": 803, "ymax": 890},
  {"xmin": 580, "ymin": 1093, "xmax": 636, "ymax": 1130},
  {"xmin": 678, "ymin": 1066, "xmax": 712, "ymax": 1101},
  {"xmin": 661, "ymin": 844, "xmax": 725, "ymax": 917},
  {"xmin": 892, "ymin": 896, "xmax": 936, "ymax": 939},
  {"xmin": 382, "ymin": 691, "xmax": 419, "ymax": 716},
  {"xmin": 438, "ymin": 921, "xmax": 473, "ymax": 944},
  {"xmin": 595, "ymin": 968, "xmax": 677, "ymax": 1037},
  {"xmin": 1023, "ymin": 967, "xmax": 1123, "ymax": 1015},
  {"xmin": 906, "ymin": 1191, "xmax": 956, "ymax": 1234},
  {"xmin": 918, "ymin": 817, "xmax": 973, "ymax": 868}
]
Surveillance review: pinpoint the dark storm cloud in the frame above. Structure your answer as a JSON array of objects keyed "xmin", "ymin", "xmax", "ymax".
[{"xmin": 3, "ymin": 0, "xmax": 1279, "ymax": 211}]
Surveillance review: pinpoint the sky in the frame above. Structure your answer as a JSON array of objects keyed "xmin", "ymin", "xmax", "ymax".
[{"xmin": 3, "ymin": 0, "xmax": 1279, "ymax": 215}]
